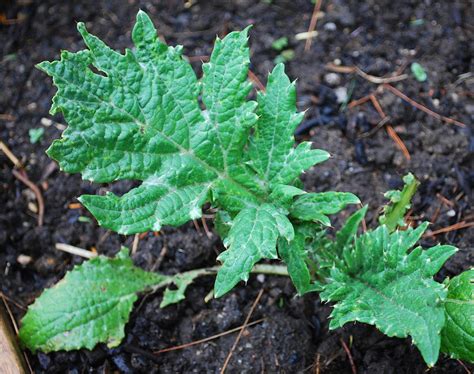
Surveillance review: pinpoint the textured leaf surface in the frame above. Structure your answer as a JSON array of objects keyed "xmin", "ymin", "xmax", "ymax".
[
  {"xmin": 215, "ymin": 204, "xmax": 293, "ymax": 297},
  {"xmin": 321, "ymin": 224, "xmax": 457, "ymax": 365},
  {"xmin": 248, "ymin": 64, "xmax": 329, "ymax": 187},
  {"xmin": 290, "ymin": 192, "xmax": 360, "ymax": 226},
  {"xmin": 39, "ymin": 10, "xmax": 350, "ymax": 298},
  {"xmin": 379, "ymin": 173, "xmax": 419, "ymax": 232},
  {"xmin": 441, "ymin": 269, "xmax": 474, "ymax": 362},
  {"xmin": 19, "ymin": 248, "xmax": 164, "ymax": 352},
  {"xmin": 278, "ymin": 225, "xmax": 321, "ymax": 295}
]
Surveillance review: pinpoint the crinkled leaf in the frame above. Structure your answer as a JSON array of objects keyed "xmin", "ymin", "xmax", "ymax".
[
  {"xmin": 39, "ymin": 11, "xmax": 353, "ymax": 298},
  {"xmin": 278, "ymin": 225, "xmax": 321, "ymax": 295},
  {"xmin": 269, "ymin": 184, "xmax": 306, "ymax": 208},
  {"xmin": 19, "ymin": 248, "xmax": 164, "ymax": 352},
  {"xmin": 290, "ymin": 192, "xmax": 360, "ymax": 226},
  {"xmin": 379, "ymin": 173, "xmax": 419, "ymax": 232},
  {"xmin": 215, "ymin": 204, "xmax": 293, "ymax": 297},
  {"xmin": 441, "ymin": 269, "xmax": 474, "ymax": 363},
  {"xmin": 248, "ymin": 63, "xmax": 329, "ymax": 187},
  {"xmin": 321, "ymin": 224, "xmax": 457, "ymax": 366}
]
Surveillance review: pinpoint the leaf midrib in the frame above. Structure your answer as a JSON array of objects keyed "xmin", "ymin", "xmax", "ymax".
[{"xmin": 53, "ymin": 73, "xmax": 265, "ymax": 203}]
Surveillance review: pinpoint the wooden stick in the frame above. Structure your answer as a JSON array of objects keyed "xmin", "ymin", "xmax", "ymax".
[
  {"xmin": 340, "ymin": 338, "xmax": 357, "ymax": 374},
  {"xmin": 369, "ymin": 95, "xmax": 411, "ymax": 160},
  {"xmin": 0, "ymin": 141, "xmax": 22, "ymax": 169},
  {"xmin": 424, "ymin": 221, "xmax": 474, "ymax": 238},
  {"xmin": 304, "ymin": 0, "xmax": 323, "ymax": 52},
  {"xmin": 326, "ymin": 64, "xmax": 408, "ymax": 84},
  {"xmin": 55, "ymin": 243, "xmax": 97, "ymax": 259},
  {"xmin": 12, "ymin": 170, "xmax": 44, "ymax": 227},
  {"xmin": 154, "ymin": 318, "xmax": 265, "ymax": 354},
  {"xmin": 384, "ymin": 83, "xmax": 466, "ymax": 128},
  {"xmin": 0, "ymin": 298, "xmax": 28, "ymax": 374}
]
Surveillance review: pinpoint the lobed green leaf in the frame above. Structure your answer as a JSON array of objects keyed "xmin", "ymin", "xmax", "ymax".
[
  {"xmin": 321, "ymin": 224, "xmax": 457, "ymax": 366},
  {"xmin": 441, "ymin": 269, "xmax": 474, "ymax": 362}
]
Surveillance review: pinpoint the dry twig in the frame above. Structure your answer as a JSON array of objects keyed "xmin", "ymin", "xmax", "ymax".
[
  {"xmin": 326, "ymin": 63, "xmax": 408, "ymax": 84},
  {"xmin": 154, "ymin": 318, "xmax": 265, "ymax": 354},
  {"xmin": 248, "ymin": 70, "xmax": 266, "ymax": 92},
  {"xmin": 0, "ymin": 140, "xmax": 22, "ymax": 168},
  {"xmin": 384, "ymin": 83, "xmax": 466, "ymax": 128},
  {"xmin": 369, "ymin": 95, "xmax": 411, "ymax": 160},
  {"xmin": 55, "ymin": 243, "xmax": 97, "ymax": 259},
  {"xmin": 340, "ymin": 338, "xmax": 357, "ymax": 374},
  {"xmin": 304, "ymin": 0, "xmax": 323, "ymax": 52},
  {"xmin": 131, "ymin": 233, "xmax": 140, "ymax": 255},
  {"xmin": 424, "ymin": 221, "xmax": 474, "ymax": 238},
  {"xmin": 220, "ymin": 289, "xmax": 264, "ymax": 373},
  {"xmin": 12, "ymin": 169, "xmax": 45, "ymax": 227}
]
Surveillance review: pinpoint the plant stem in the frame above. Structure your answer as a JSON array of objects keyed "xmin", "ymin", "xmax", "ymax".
[{"xmin": 152, "ymin": 264, "xmax": 289, "ymax": 291}]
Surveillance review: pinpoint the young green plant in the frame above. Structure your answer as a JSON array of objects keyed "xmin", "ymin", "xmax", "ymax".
[{"xmin": 19, "ymin": 11, "xmax": 473, "ymax": 368}]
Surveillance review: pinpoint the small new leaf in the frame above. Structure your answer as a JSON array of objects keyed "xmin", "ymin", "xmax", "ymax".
[
  {"xmin": 215, "ymin": 204, "xmax": 293, "ymax": 297},
  {"xmin": 160, "ymin": 270, "xmax": 206, "ymax": 308},
  {"xmin": 321, "ymin": 224, "xmax": 457, "ymax": 366},
  {"xmin": 379, "ymin": 173, "xmax": 419, "ymax": 232},
  {"xmin": 19, "ymin": 248, "xmax": 164, "ymax": 352},
  {"xmin": 290, "ymin": 192, "xmax": 360, "ymax": 226},
  {"xmin": 441, "ymin": 269, "xmax": 474, "ymax": 363}
]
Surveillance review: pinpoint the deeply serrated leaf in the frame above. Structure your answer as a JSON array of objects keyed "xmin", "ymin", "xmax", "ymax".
[
  {"xmin": 321, "ymin": 225, "xmax": 457, "ymax": 366},
  {"xmin": 215, "ymin": 204, "xmax": 293, "ymax": 297},
  {"xmin": 248, "ymin": 64, "xmax": 329, "ymax": 187},
  {"xmin": 290, "ymin": 192, "xmax": 360, "ymax": 226},
  {"xmin": 441, "ymin": 269, "xmax": 474, "ymax": 362},
  {"xmin": 19, "ymin": 248, "xmax": 164, "ymax": 352},
  {"xmin": 39, "ymin": 10, "xmax": 354, "ymax": 299}
]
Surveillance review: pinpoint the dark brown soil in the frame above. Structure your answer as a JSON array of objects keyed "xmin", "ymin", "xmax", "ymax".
[{"xmin": 1, "ymin": 0, "xmax": 473, "ymax": 373}]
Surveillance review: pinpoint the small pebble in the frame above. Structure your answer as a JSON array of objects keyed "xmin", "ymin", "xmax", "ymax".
[
  {"xmin": 446, "ymin": 209, "xmax": 456, "ymax": 217},
  {"xmin": 334, "ymin": 87, "xmax": 348, "ymax": 103},
  {"xmin": 324, "ymin": 22, "xmax": 337, "ymax": 31},
  {"xmin": 257, "ymin": 274, "xmax": 266, "ymax": 283},
  {"xmin": 41, "ymin": 117, "xmax": 53, "ymax": 127},
  {"xmin": 17, "ymin": 254, "xmax": 33, "ymax": 266},
  {"xmin": 28, "ymin": 202, "xmax": 38, "ymax": 213},
  {"xmin": 324, "ymin": 73, "xmax": 341, "ymax": 86}
]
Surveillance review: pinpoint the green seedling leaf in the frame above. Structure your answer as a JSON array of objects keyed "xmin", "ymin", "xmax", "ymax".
[
  {"xmin": 379, "ymin": 173, "xmax": 419, "ymax": 232},
  {"xmin": 290, "ymin": 192, "xmax": 360, "ymax": 226},
  {"xmin": 29, "ymin": 128, "xmax": 44, "ymax": 144},
  {"xmin": 278, "ymin": 225, "xmax": 322, "ymax": 295},
  {"xmin": 441, "ymin": 269, "xmax": 474, "ymax": 363},
  {"xmin": 19, "ymin": 248, "xmax": 164, "ymax": 352},
  {"xmin": 215, "ymin": 204, "xmax": 293, "ymax": 297},
  {"xmin": 335, "ymin": 205, "xmax": 367, "ymax": 254},
  {"xmin": 320, "ymin": 224, "xmax": 457, "ymax": 366},
  {"xmin": 411, "ymin": 62, "xmax": 427, "ymax": 82},
  {"xmin": 274, "ymin": 49, "xmax": 295, "ymax": 64},
  {"xmin": 38, "ymin": 12, "xmax": 354, "ymax": 298},
  {"xmin": 271, "ymin": 37, "xmax": 288, "ymax": 51}
]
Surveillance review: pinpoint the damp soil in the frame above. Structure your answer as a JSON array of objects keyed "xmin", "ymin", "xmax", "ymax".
[{"xmin": 1, "ymin": 0, "xmax": 473, "ymax": 373}]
